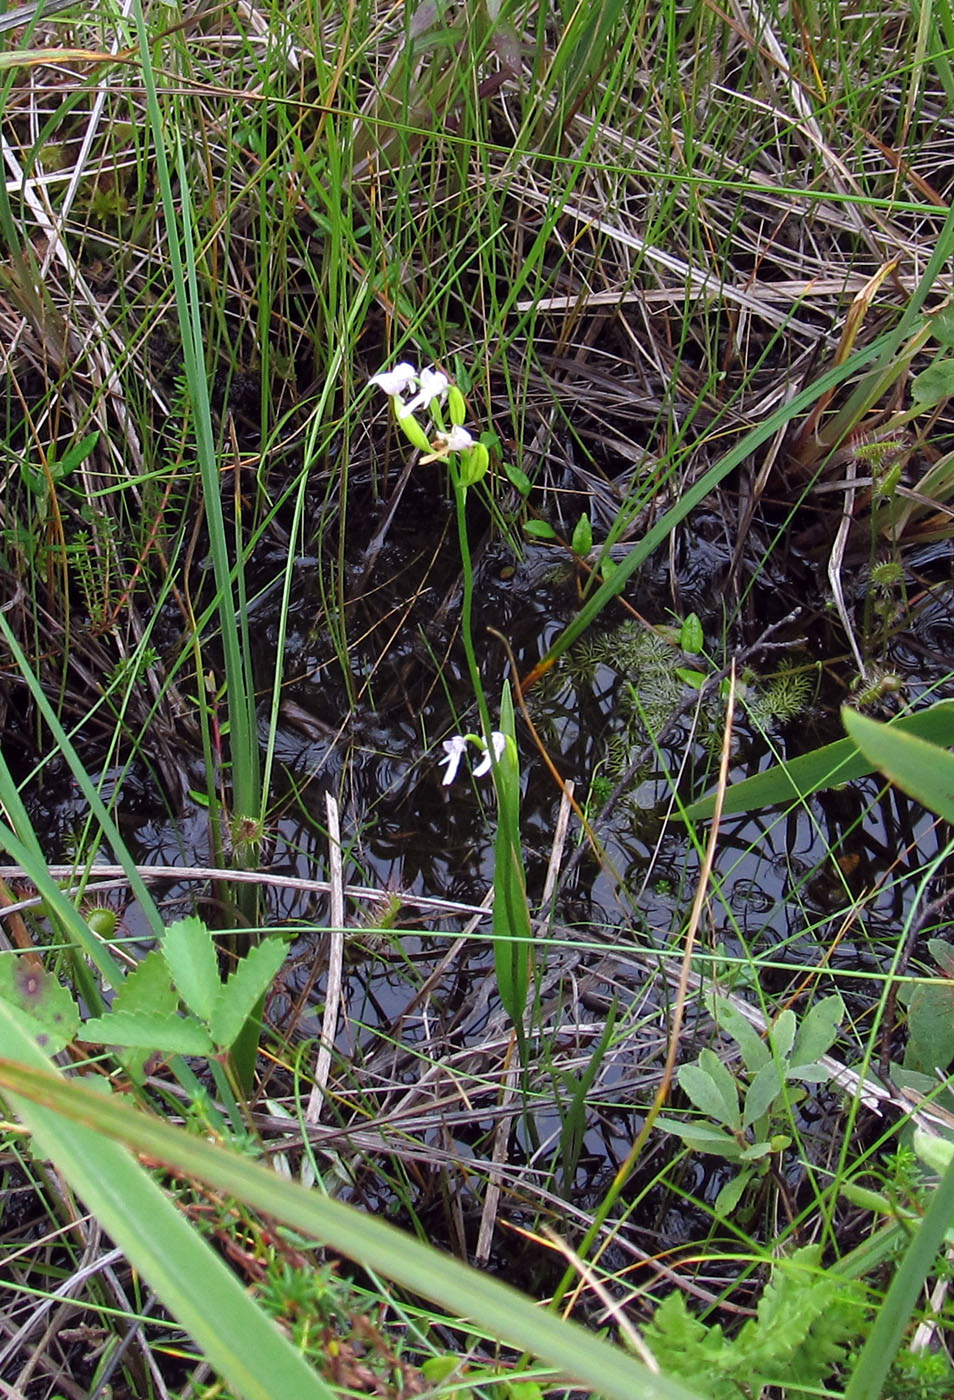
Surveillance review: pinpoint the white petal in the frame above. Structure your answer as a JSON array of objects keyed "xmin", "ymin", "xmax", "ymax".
[
  {"xmin": 370, "ymin": 362, "xmax": 418, "ymax": 397},
  {"xmin": 439, "ymin": 735, "xmax": 468, "ymax": 785},
  {"xmin": 438, "ymin": 425, "xmax": 474, "ymax": 453}
]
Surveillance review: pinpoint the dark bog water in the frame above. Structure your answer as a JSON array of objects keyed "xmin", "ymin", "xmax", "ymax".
[{"xmin": 13, "ymin": 468, "xmax": 954, "ymax": 1281}]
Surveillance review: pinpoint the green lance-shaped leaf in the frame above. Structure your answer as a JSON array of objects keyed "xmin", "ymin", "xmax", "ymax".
[
  {"xmin": 841, "ymin": 706, "xmax": 954, "ymax": 824},
  {"xmin": 682, "ymin": 699, "xmax": 954, "ymax": 820}
]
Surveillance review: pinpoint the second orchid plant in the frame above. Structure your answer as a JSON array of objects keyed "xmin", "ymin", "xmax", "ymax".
[{"xmin": 371, "ymin": 363, "xmax": 533, "ymax": 1051}]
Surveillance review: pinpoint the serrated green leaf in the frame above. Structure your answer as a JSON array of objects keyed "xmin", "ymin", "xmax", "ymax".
[
  {"xmin": 0, "ymin": 955, "xmax": 78, "ymax": 1054},
  {"xmin": 842, "ymin": 706, "xmax": 954, "ymax": 824},
  {"xmin": 112, "ymin": 949, "xmax": 177, "ymax": 1015},
  {"xmin": 162, "ymin": 917, "xmax": 221, "ymax": 1022},
  {"xmin": 792, "ymin": 994, "xmax": 845, "ymax": 1064},
  {"xmin": 110, "ymin": 950, "xmax": 178, "ymax": 1084},
  {"xmin": 679, "ymin": 1052, "xmax": 741, "ymax": 1129},
  {"xmin": 209, "ymin": 939, "xmax": 287, "ymax": 1050},
  {"xmin": 81, "ymin": 1009, "xmax": 214, "ymax": 1055}
]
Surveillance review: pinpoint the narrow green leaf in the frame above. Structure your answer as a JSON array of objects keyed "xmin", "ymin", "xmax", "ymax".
[
  {"xmin": 654, "ymin": 1118, "xmax": 746, "ymax": 1159},
  {"xmin": 714, "ymin": 1170, "xmax": 753, "ymax": 1218},
  {"xmin": 841, "ymin": 706, "xmax": 954, "ymax": 824},
  {"xmin": 709, "ymin": 995, "xmax": 770, "ymax": 1073},
  {"xmin": 524, "ymin": 519, "xmax": 557, "ymax": 540},
  {"xmin": 163, "ymin": 916, "xmax": 221, "ymax": 1022},
  {"xmin": 768, "ymin": 1008, "xmax": 796, "ymax": 1061},
  {"xmin": 503, "ymin": 460, "xmax": 532, "ymax": 496},
  {"xmin": 210, "ymin": 939, "xmax": 287, "ymax": 1050}
]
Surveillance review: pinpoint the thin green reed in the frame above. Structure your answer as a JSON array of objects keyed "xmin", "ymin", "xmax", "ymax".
[{"xmin": 128, "ymin": 2, "xmax": 261, "ymax": 850}]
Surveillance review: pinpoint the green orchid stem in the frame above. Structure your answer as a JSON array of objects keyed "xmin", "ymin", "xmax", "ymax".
[{"xmin": 451, "ymin": 469, "xmax": 494, "ymax": 742}]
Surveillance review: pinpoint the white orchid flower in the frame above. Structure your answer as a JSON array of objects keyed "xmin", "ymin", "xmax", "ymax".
[
  {"xmin": 472, "ymin": 731, "xmax": 507, "ymax": 776},
  {"xmin": 398, "ymin": 367, "xmax": 449, "ymax": 418},
  {"xmin": 438, "ymin": 425, "xmax": 475, "ymax": 453},
  {"xmin": 439, "ymin": 731, "xmax": 508, "ymax": 785},
  {"xmin": 370, "ymin": 362, "xmax": 418, "ymax": 398}
]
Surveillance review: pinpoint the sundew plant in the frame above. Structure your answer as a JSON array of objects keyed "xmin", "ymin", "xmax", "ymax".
[{"xmin": 1, "ymin": 1, "xmax": 954, "ymax": 1397}]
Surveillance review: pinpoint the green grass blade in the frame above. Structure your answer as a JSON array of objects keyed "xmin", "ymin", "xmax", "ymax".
[
  {"xmin": 0, "ymin": 1003, "xmax": 332, "ymax": 1400},
  {"xmin": 128, "ymin": 0, "xmax": 260, "ymax": 828},
  {"xmin": 841, "ymin": 706, "xmax": 954, "ymax": 824},
  {"xmin": 0, "ymin": 1055, "xmax": 706, "ymax": 1400}
]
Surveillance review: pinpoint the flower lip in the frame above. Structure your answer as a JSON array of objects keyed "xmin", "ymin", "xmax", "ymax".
[{"xmin": 437, "ymin": 425, "xmax": 474, "ymax": 453}]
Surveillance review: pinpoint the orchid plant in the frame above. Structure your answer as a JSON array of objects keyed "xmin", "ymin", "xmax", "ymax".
[{"xmin": 372, "ymin": 365, "xmax": 533, "ymax": 1055}]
